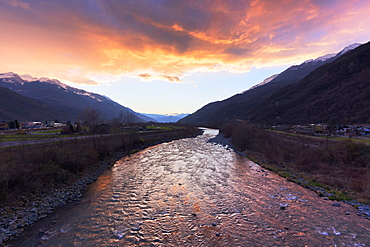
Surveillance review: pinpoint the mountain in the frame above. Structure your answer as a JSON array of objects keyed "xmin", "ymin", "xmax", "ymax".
[
  {"xmin": 179, "ymin": 43, "xmax": 362, "ymax": 124},
  {"xmin": 246, "ymin": 42, "xmax": 370, "ymax": 124},
  {"xmin": 0, "ymin": 86, "xmax": 70, "ymax": 121},
  {"xmin": 141, "ymin": 113, "xmax": 189, "ymax": 123},
  {"xmin": 0, "ymin": 73, "xmax": 153, "ymax": 122},
  {"xmin": 247, "ymin": 74, "xmax": 279, "ymax": 91}
]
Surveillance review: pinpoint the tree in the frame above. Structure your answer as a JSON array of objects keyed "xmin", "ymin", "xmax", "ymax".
[
  {"xmin": 123, "ymin": 112, "xmax": 139, "ymax": 125},
  {"xmin": 14, "ymin": 120, "xmax": 19, "ymax": 129},
  {"xmin": 68, "ymin": 124, "xmax": 75, "ymax": 133},
  {"xmin": 75, "ymin": 123, "xmax": 82, "ymax": 133},
  {"xmin": 79, "ymin": 107, "xmax": 104, "ymax": 127},
  {"xmin": 8, "ymin": 121, "xmax": 14, "ymax": 129}
]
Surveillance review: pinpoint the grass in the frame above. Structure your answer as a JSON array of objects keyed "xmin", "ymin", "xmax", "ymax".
[
  {"xmin": 327, "ymin": 136, "xmax": 370, "ymax": 144},
  {"xmin": 221, "ymin": 121, "xmax": 370, "ymax": 204},
  {"xmin": 32, "ymin": 129, "xmax": 62, "ymax": 134},
  {"xmin": 0, "ymin": 125, "xmax": 202, "ymax": 205},
  {"xmin": 0, "ymin": 134, "xmax": 76, "ymax": 142},
  {"xmin": 145, "ymin": 125, "xmax": 183, "ymax": 130},
  {"xmin": 271, "ymin": 129, "xmax": 370, "ymax": 145}
]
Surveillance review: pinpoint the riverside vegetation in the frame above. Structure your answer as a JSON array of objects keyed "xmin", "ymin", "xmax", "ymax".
[
  {"xmin": 220, "ymin": 121, "xmax": 370, "ymax": 206},
  {"xmin": 0, "ymin": 124, "xmax": 201, "ymax": 205},
  {"xmin": 0, "ymin": 123, "xmax": 202, "ymax": 244}
]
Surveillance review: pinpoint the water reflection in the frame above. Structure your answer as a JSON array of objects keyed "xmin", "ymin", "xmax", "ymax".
[{"xmin": 12, "ymin": 130, "xmax": 370, "ymax": 246}]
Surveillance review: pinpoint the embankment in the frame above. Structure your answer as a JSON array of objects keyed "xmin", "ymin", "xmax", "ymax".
[
  {"xmin": 218, "ymin": 121, "xmax": 370, "ymax": 218},
  {"xmin": 0, "ymin": 127, "xmax": 202, "ymax": 244}
]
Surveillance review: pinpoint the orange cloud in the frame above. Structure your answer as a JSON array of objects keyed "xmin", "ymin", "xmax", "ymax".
[{"xmin": 0, "ymin": 0, "xmax": 370, "ymax": 84}]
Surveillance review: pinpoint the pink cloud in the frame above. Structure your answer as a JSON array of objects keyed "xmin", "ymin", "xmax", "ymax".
[
  {"xmin": 0, "ymin": 0, "xmax": 369, "ymax": 83},
  {"xmin": 1, "ymin": 0, "xmax": 30, "ymax": 9}
]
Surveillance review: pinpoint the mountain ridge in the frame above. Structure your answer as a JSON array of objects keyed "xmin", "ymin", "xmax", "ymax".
[
  {"xmin": 179, "ymin": 43, "xmax": 363, "ymax": 124},
  {"xmin": 141, "ymin": 113, "xmax": 189, "ymax": 123},
  {"xmin": 246, "ymin": 42, "xmax": 370, "ymax": 124},
  {"xmin": 0, "ymin": 86, "xmax": 71, "ymax": 121},
  {"xmin": 0, "ymin": 73, "xmax": 154, "ymax": 122}
]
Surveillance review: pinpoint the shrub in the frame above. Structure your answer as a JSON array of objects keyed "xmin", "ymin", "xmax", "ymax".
[{"xmin": 222, "ymin": 121, "xmax": 370, "ymax": 202}]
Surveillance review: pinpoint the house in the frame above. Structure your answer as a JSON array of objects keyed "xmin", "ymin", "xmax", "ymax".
[
  {"xmin": 54, "ymin": 123, "xmax": 67, "ymax": 128},
  {"xmin": 357, "ymin": 126, "xmax": 370, "ymax": 136},
  {"xmin": 44, "ymin": 121, "xmax": 55, "ymax": 127},
  {"xmin": 23, "ymin": 121, "xmax": 45, "ymax": 129},
  {"xmin": 314, "ymin": 124, "xmax": 325, "ymax": 132},
  {"xmin": 0, "ymin": 122, "xmax": 9, "ymax": 130}
]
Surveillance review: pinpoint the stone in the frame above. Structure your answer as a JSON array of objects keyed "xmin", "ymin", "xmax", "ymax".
[
  {"xmin": 8, "ymin": 222, "xmax": 17, "ymax": 231},
  {"xmin": 331, "ymin": 203, "xmax": 341, "ymax": 207},
  {"xmin": 280, "ymin": 204, "xmax": 289, "ymax": 210},
  {"xmin": 15, "ymin": 219, "xmax": 25, "ymax": 227}
]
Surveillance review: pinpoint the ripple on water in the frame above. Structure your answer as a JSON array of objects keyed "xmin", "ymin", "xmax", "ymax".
[{"xmin": 10, "ymin": 129, "xmax": 370, "ymax": 246}]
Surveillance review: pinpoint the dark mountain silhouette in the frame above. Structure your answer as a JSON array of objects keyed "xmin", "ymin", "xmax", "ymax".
[
  {"xmin": 0, "ymin": 86, "xmax": 70, "ymax": 121},
  {"xmin": 247, "ymin": 42, "xmax": 370, "ymax": 125},
  {"xmin": 0, "ymin": 73, "xmax": 154, "ymax": 122},
  {"xmin": 179, "ymin": 43, "xmax": 363, "ymax": 125}
]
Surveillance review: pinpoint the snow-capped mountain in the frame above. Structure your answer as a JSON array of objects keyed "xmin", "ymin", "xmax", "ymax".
[
  {"xmin": 180, "ymin": 42, "xmax": 364, "ymax": 124},
  {"xmin": 337, "ymin": 43, "xmax": 362, "ymax": 56},
  {"xmin": 141, "ymin": 113, "xmax": 189, "ymax": 123},
  {"xmin": 248, "ymin": 74, "xmax": 279, "ymax": 91},
  {"xmin": 303, "ymin": 53, "xmax": 336, "ymax": 64},
  {"xmin": 303, "ymin": 43, "xmax": 361, "ymax": 64},
  {"xmin": 247, "ymin": 43, "xmax": 362, "ymax": 91},
  {"xmin": 0, "ymin": 72, "xmax": 153, "ymax": 122}
]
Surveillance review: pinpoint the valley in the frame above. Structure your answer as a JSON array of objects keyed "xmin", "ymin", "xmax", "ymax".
[
  {"xmin": 1, "ymin": 33, "xmax": 370, "ymax": 247},
  {"xmin": 7, "ymin": 129, "xmax": 370, "ymax": 246}
]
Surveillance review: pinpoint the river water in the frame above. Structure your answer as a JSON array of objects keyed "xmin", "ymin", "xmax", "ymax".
[{"xmin": 11, "ymin": 129, "xmax": 370, "ymax": 246}]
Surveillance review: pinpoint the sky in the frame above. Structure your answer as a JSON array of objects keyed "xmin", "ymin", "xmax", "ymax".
[{"xmin": 1, "ymin": 0, "xmax": 370, "ymax": 114}]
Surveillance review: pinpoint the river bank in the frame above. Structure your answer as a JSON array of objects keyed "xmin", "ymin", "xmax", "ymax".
[
  {"xmin": 211, "ymin": 124, "xmax": 370, "ymax": 221},
  {"xmin": 0, "ymin": 127, "xmax": 202, "ymax": 245},
  {"xmin": 8, "ymin": 128, "xmax": 370, "ymax": 246}
]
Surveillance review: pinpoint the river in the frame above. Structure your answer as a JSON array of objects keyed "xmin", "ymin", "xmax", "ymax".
[{"xmin": 11, "ymin": 129, "xmax": 370, "ymax": 246}]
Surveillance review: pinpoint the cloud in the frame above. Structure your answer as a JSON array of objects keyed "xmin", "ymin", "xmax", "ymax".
[
  {"xmin": 158, "ymin": 75, "xmax": 184, "ymax": 84},
  {"xmin": 137, "ymin": 73, "xmax": 187, "ymax": 84},
  {"xmin": 1, "ymin": 0, "xmax": 30, "ymax": 9},
  {"xmin": 0, "ymin": 0, "xmax": 370, "ymax": 84},
  {"xmin": 138, "ymin": 73, "xmax": 152, "ymax": 79}
]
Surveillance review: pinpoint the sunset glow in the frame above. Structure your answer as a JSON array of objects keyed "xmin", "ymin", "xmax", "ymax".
[{"xmin": 1, "ymin": 0, "xmax": 370, "ymax": 113}]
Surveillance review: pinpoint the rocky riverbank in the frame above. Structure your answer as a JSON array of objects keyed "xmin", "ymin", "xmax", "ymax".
[
  {"xmin": 209, "ymin": 133, "xmax": 370, "ymax": 221},
  {"xmin": 0, "ymin": 129, "xmax": 203, "ymax": 246},
  {"xmin": 0, "ymin": 155, "xmax": 116, "ymax": 245}
]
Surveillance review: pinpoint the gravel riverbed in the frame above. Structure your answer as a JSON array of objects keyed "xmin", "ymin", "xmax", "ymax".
[
  {"xmin": 0, "ymin": 155, "xmax": 119, "ymax": 246},
  {"xmin": 0, "ymin": 130, "xmax": 202, "ymax": 246}
]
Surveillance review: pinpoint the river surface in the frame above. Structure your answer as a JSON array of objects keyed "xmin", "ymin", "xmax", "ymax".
[{"xmin": 11, "ymin": 129, "xmax": 370, "ymax": 246}]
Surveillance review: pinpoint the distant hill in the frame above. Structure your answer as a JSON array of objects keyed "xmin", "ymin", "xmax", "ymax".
[
  {"xmin": 141, "ymin": 113, "xmax": 189, "ymax": 123},
  {"xmin": 246, "ymin": 42, "xmax": 370, "ymax": 124},
  {"xmin": 0, "ymin": 86, "xmax": 70, "ymax": 121},
  {"xmin": 0, "ymin": 73, "xmax": 154, "ymax": 122},
  {"xmin": 179, "ymin": 43, "xmax": 362, "ymax": 125}
]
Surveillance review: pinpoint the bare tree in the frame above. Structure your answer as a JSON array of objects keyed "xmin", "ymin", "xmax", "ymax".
[
  {"xmin": 123, "ymin": 112, "xmax": 140, "ymax": 125},
  {"xmin": 79, "ymin": 107, "xmax": 104, "ymax": 126}
]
